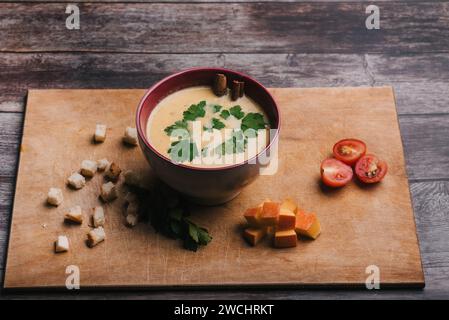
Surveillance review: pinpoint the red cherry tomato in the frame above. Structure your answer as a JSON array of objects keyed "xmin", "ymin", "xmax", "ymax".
[
  {"xmin": 355, "ymin": 154, "xmax": 388, "ymax": 184},
  {"xmin": 333, "ymin": 139, "xmax": 367, "ymax": 166},
  {"xmin": 320, "ymin": 158, "xmax": 353, "ymax": 187}
]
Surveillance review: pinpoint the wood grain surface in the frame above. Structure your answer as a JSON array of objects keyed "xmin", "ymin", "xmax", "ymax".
[
  {"xmin": 1, "ymin": 2, "xmax": 449, "ymax": 54},
  {"xmin": 1, "ymin": 0, "xmax": 448, "ymax": 299},
  {"xmin": 3, "ymin": 87, "xmax": 424, "ymax": 289}
]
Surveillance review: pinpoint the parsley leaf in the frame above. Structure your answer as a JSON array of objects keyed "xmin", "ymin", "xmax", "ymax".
[
  {"xmin": 168, "ymin": 140, "xmax": 199, "ymax": 163},
  {"xmin": 164, "ymin": 120, "xmax": 189, "ymax": 137},
  {"xmin": 183, "ymin": 101, "xmax": 206, "ymax": 121},
  {"xmin": 144, "ymin": 184, "xmax": 213, "ymax": 252},
  {"xmin": 212, "ymin": 104, "xmax": 222, "ymax": 113},
  {"xmin": 184, "ymin": 219, "xmax": 212, "ymax": 251},
  {"xmin": 220, "ymin": 109, "xmax": 230, "ymax": 120},
  {"xmin": 241, "ymin": 112, "xmax": 266, "ymax": 132},
  {"xmin": 230, "ymin": 105, "xmax": 245, "ymax": 120},
  {"xmin": 197, "ymin": 227, "xmax": 213, "ymax": 245},
  {"xmin": 211, "ymin": 118, "xmax": 226, "ymax": 130}
]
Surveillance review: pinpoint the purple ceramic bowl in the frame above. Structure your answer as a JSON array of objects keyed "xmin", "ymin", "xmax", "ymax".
[{"xmin": 136, "ymin": 67, "xmax": 280, "ymax": 205}]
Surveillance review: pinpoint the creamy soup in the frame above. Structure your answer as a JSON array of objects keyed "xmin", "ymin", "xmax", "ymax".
[{"xmin": 147, "ymin": 86, "xmax": 270, "ymax": 168}]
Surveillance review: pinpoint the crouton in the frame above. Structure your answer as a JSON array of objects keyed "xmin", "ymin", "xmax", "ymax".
[
  {"xmin": 100, "ymin": 182, "xmax": 117, "ymax": 202},
  {"xmin": 87, "ymin": 227, "xmax": 105, "ymax": 247},
  {"xmin": 55, "ymin": 235, "xmax": 69, "ymax": 253},
  {"xmin": 67, "ymin": 172, "xmax": 86, "ymax": 189},
  {"xmin": 123, "ymin": 127, "xmax": 138, "ymax": 146},
  {"xmin": 92, "ymin": 206, "xmax": 105, "ymax": 227},
  {"xmin": 105, "ymin": 162, "xmax": 121, "ymax": 181},
  {"xmin": 97, "ymin": 158, "xmax": 110, "ymax": 171},
  {"xmin": 80, "ymin": 160, "xmax": 97, "ymax": 177},
  {"xmin": 94, "ymin": 124, "xmax": 107, "ymax": 143},
  {"xmin": 64, "ymin": 206, "xmax": 83, "ymax": 224},
  {"xmin": 125, "ymin": 214, "xmax": 138, "ymax": 228},
  {"xmin": 47, "ymin": 187, "xmax": 63, "ymax": 206}
]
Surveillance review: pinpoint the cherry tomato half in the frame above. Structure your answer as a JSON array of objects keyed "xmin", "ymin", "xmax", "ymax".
[
  {"xmin": 333, "ymin": 139, "xmax": 367, "ymax": 166},
  {"xmin": 355, "ymin": 154, "xmax": 388, "ymax": 184},
  {"xmin": 320, "ymin": 158, "xmax": 353, "ymax": 187}
]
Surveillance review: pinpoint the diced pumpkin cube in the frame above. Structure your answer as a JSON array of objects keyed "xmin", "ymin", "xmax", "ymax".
[
  {"xmin": 277, "ymin": 209, "xmax": 296, "ymax": 230},
  {"xmin": 260, "ymin": 201, "xmax": 280, "ymax": 226},
  {"xmin": 295, "ymin": 211, "xmax": 321, "ymax": 240},
  {"xmin": 243, "ymin": 228, "xmax": 266, "ymax": 246},
  {"xmin": 281, "ymin": 198, "xmax": 297, "ymax": 213},
  {"xmin": 243, "ymin": 206, "xmax": 263, "ymax": 227},
  {"xmin": 274, "ymin": 229, "xmax": 297, "ymax": 248}
]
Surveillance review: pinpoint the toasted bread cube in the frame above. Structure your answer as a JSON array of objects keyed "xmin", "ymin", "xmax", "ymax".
[
  {"xmin": 125, "ymin": 214, "xmax": 138, "ymax": 228},
  {"xmin": 55, "ymin": 235, "xmax": 69, "ymax": 253},
  {"xmin": 105, "ymin": 162, "xmax": 121, "ymax": 181},
  {"xmin": 64, "ymin": 206, "xmax": 83, "ymax": 224},
  {"xmin": 87, "ymin": 226, "xmax": 105, "ymax": 247},
  {"xmin": 243, "ymin": 228, "xmax": 266, "ymax": 246},
  {"xmin": 100, "ymin": 182, "xmax": 117, "ymax": 202},
  {"xmin": 94, "ymin": 124, "xmax": 107, "ymax": 143},
  {"xmin": 295, "ymin": 211, "xmax": 321, "ymax": 240},
  {"xmin": 277, "ymin": 209, "xmax": 296, "ymax": 230},
  {"xmin": 92, "ymin": 206, "xmax": 105, "ymax": 227},
  {"xmin": 67, "ymin": 172, "xmax": 86, "ymax": 189},
  {"xmin": 97, "ymin": 158, "xmax": 110, "ymax": 171},
  {"xmin": 243, "ymin": 206, "xmax": 263, "ymax": 227},
  {"xmin": 123, "ymin": 127, "xmax": 138, "ymax": 146},
  {"xmin": 260, "ymin": 201, "xmax": 280, "ymax": 226},
  {"xmin": 281, "ymin": 198, "xmax": 297, "ymax": 213},
  {"xmin": 80, "ymin": 160, "xmax": 97, "ymax": 177},
  {"xmin": 126, "ymin": 201, "xmax": 139, "ymax": 216},
  {"xmin": 274, "ymin": 230, "xmax": 297, "ymax": 248},
  {"xmin": 47, "ymin": 187, "xmax": 63, "ymax": 206}
]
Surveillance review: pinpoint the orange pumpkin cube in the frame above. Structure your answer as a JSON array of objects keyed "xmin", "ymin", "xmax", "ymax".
[
  {"xmin": 274, "ymin": 230, "xmax": 297, "ymax": 248},
  {"xmin": 295, "ymin": 211, "xmax": 321, "ymax": 240},
  {"xmin": 243, "ymin": 228, "xmax": 267, "ymax": 246},
  {"xmin": 260, "ymin": 201, "xmax": 280, "ymax": 226},
  {"xmin": 277, "ymin": 209, "xmax": 296, "ymax": 230},
  {"xmin": 243, "ymin": 206, "xmax": 263, "ymax": 227},
  {"xmin": 280, "ymin": 198, "xmax": 297, "ymax": 213}
]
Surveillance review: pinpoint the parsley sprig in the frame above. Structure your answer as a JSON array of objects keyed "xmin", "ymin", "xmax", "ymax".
[{"xmin": 142, "ymin": 183, "xmax": 212, "ymax": 252}]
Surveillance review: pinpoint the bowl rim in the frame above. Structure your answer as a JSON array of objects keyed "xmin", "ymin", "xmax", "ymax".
[{"xmin": 136, "ymin": 67, "xmax": 281, "ymax": 172}]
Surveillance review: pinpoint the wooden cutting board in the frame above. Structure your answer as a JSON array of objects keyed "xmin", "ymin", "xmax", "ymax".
[{"xmin": 4, "ymin": 87, "xmax": 424, "ymax": 289}]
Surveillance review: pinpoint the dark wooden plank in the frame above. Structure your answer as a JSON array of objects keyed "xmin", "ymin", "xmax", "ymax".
[
  {"xmin": 0, "ymin": 177, "xmax": 14, "ymax": 270},
  {"xmin": 1, "ymin": 2, "xmax": 449, "ymax": 54},
  {"xmin": 399, "ymin": 115, "xmax": 449, "ymax": 181},
  {"xmin": 2, "ymin": 52, "xmax": 449, "ymax": 114},
  {"xmin": 0, "ymin": 113, "xmax": 22, "ymax": 177},
  {"xmin": 0, "ymin": 53, "xmax": 370, "ymax": 112},
  {"xmin": 2, "ymin": 181, "xmax": 449, "ymax": 299},
  {"xmin": 366, "ymin": 54, "xmax": 449, "ymax": 115}
]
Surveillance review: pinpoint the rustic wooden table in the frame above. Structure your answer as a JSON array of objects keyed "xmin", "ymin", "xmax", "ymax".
[{"xmin": 0, "ymin": 1, "xmax": 448, "ymax": 299}]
